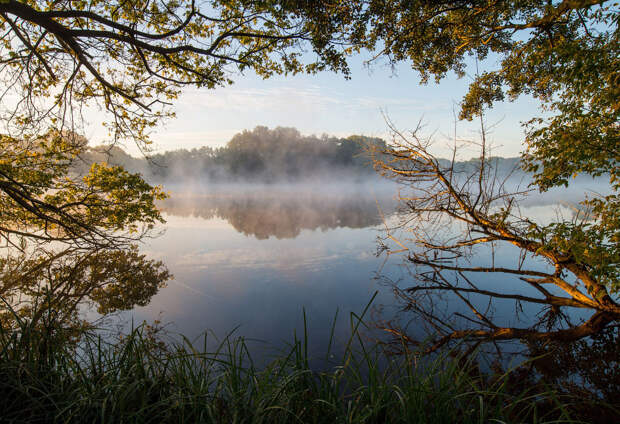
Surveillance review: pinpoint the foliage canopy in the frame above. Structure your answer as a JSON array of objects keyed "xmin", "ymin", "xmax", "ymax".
[
  {"xmin": 350, "ymin": 1, "xmax": 618, "ymax": 190},
  {"xmin": 0, "ymin": 0, "xmax": 361, "ymax": 327},
  {"xmin": 0, "ymin": 0, "xmax": 352, "ymax": 144},
  {"xmin": 0, "ymin": 0, "xmax": 617, "ymax": 345},
  {"xmin": 355, "ymin": 0, "xmax": 619, "ymax": 347}
]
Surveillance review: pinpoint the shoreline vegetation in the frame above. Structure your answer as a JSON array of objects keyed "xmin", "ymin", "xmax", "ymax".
[
  {"xmin": 2, "ymin": 126, "xmax": 616, "ymax": 423},
  {"xmin": 75, "ymin": 126, "xmax": 525, "ymax": 185},
  {"xmin": 0, "ymin": 1, "xmax": 617, "ymax": 422},
  {"xmin": 1, "ymin": 299, "xmax": 617, "ymax": 424}
]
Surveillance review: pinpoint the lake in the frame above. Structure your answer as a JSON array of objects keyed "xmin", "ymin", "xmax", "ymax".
[{"xmin": 117, "ymin": 180, "xmax": 606, "ymax": 362}]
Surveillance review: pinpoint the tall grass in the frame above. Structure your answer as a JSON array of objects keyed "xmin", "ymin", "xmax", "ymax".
[{"xmin": 0, "ymin": 298, "xmax": 589, "ymax": 423}]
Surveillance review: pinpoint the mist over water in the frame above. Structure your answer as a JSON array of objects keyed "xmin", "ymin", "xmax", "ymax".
[
  {"xmin": 106, "ymin": 171, "xmax": 611, "ymax": 364},
  {"xmin": 158, "ymin": 183, "xmax": 399, "ymax": 239},
  {"xmin": 78, "ymin": 127, "xmax": 613, "ymax": 362},
  {"xmin": 78, "ymin": 126, "xmax": 388, "ymax": 186}
]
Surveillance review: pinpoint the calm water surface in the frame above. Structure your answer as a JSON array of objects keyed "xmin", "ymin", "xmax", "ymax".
[
  {"xmin": 123, "ymin": 186, "xmax": 401, "ymax": 359},
  {"xmin": 120, "ymin": 182, "xmax": 602, "ymax": 360}
]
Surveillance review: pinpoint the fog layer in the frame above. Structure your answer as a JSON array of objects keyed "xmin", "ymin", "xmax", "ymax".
[{"xmin": 77, "ymin": 126, "xmax": 388, "ymax": 184}]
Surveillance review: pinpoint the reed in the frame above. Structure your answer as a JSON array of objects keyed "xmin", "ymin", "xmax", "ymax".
[{"xmin": 0, "ymin": 299, "xmax": 587, "ymax": 423}]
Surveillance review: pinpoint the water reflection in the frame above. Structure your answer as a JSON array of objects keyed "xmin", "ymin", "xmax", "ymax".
[
  {"xmin": 123, "ymin": 187, "xmax": 401, "ymax": 363},
  {"xmin": 128, "ymin": 185, "xmax": 614, "ymax": 363},
  {"xmin": 136, "ymin": 188, "xmax": 585, "ymax": 349},
  {"xmin": 4, "ymin": 182, "xmax": 615, "ymax": 393},
  {"xmin": 0, "ymin": 246, "xmax": 170, "ymax": 331},
  {"xmin": 159, "ymin": 187, "xmax": 398, "ymax": 239}
]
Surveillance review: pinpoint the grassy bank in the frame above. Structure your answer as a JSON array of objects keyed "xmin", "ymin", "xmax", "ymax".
[{"xmin": 0, "ymin": 307, "xmax": 613, "ymax": 423}]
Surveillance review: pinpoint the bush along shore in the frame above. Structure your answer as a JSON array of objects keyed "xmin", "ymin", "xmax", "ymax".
[{"xmin": 0, "ymin": 302, "xmax": 616, "ymax": 424}]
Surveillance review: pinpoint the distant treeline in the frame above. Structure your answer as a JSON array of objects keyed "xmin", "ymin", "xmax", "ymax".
[
  {"xmin": 76, "ymin": 126, "xmax": 525, "ymax": 183},
  {"xmin": 77, "ymin": 127, "xmax": 387, "ymax": 183}
]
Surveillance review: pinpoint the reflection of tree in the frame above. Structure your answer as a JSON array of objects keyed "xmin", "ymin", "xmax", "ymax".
[
  {"xmin": 373, "ymin": 125, "xmax": 619, "ymax": 355},
  {"xmin": 161, "ymin": 191, "xmax": 396, "ymax": 239},
  {"xmin": 0, "ymin": 246, "xmax": 170, "ymax": 331},
  {"xmin": 527, "ymin": 327, "xmax": 619, "ymax": 407},
  {"xmin": 0, "ymin": 133, "xmax": 171, "ymax": 335}
]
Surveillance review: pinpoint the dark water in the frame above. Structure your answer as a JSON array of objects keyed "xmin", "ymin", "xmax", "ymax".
[{"xmin": 115, "ymin": 182, "xmax": 605, "ymax": 362}]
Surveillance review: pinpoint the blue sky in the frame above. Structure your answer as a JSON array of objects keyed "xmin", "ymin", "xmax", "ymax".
[{"xmin": 86, "ymin": 55, "xmax": 540, "ymax": 159}]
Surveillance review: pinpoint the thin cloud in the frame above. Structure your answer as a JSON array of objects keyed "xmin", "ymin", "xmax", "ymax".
[{"xmin": 179, "ymin": 85, "xmax": 440, "ymax": 114}]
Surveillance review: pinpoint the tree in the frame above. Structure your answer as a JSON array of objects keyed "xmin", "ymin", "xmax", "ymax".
[
  {"xmin": 0, "ymin": 1, "xmax": 351, "ymax": 326},
  {"xmin": 0, "ymin": 0, "xmax": 357, "ymax": 246},
  {"xmin": 2, "ymin": 0, "xmax": 617, "ymax": 346},
  {"xmin": 373, "ymin": 122, "xmax": 618, "ymax": 353},
  {"xmin": 0, "ymin": 129, "xmax": 172, "ymax": 329},
  {"xmin": 0, "ymin": 0, "xmax": 353, "ymax": 144},
  {"xmin": 351, "ymin": 1, "xmax": 619, "ymax": 349},
  {"xmin": 0, "ymin": 131, "xmax": 166, "ymax": 248}
]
